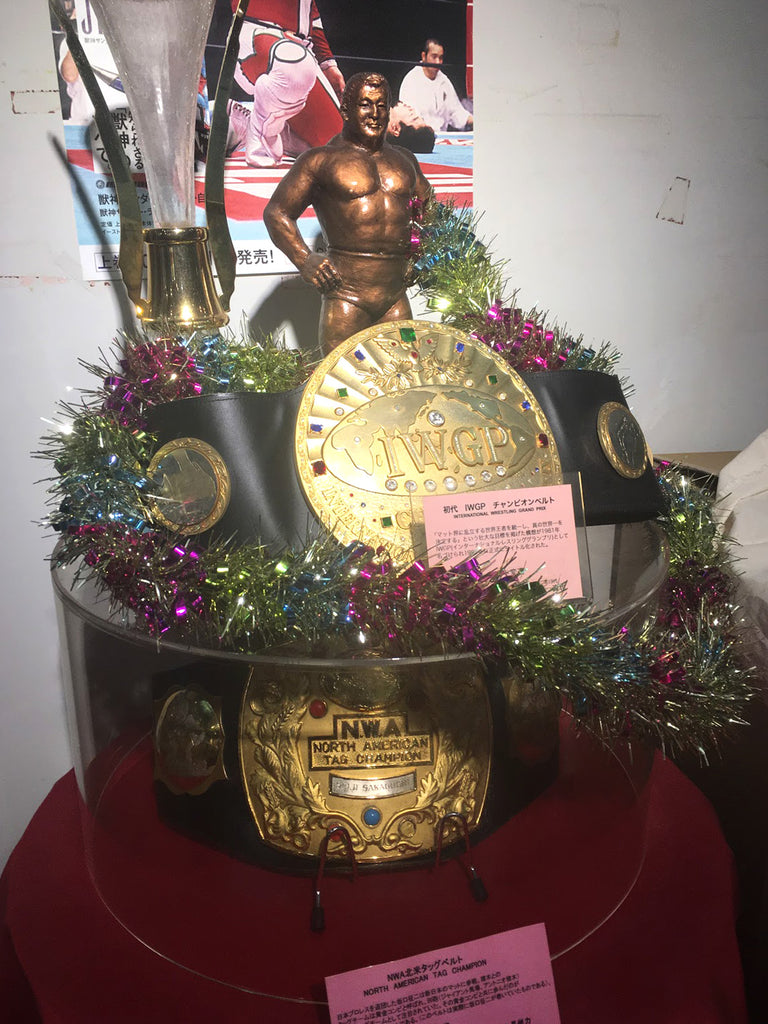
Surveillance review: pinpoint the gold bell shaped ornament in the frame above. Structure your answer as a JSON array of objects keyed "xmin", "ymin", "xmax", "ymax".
[{"xmin": 50, "ymin": 0, "xmax": 244, "ymax": 334}]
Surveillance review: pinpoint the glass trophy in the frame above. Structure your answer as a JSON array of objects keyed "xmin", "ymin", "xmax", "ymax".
[{"xmin": 52, "ymin": 0, "xmax": 237, "ymax": 331}]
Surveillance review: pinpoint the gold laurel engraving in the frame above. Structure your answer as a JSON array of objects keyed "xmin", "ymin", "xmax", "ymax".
[{"xmin": 240, "ymin": 677, "xmax": 325, "ymax": 852}]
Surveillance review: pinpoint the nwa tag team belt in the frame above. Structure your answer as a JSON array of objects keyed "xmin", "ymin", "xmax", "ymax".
[{"xmin": 151, "ymin": 652, "xmax": 559, "ymax": 870}]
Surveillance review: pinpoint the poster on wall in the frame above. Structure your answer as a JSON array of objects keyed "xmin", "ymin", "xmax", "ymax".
[{"xmin": 49, "ymin": 0, "xmax": 474, "ymax": 282}]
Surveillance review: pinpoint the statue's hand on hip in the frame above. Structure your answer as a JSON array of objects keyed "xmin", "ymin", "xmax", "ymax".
[{"xmin": 300, "ymin": 252, "xmax": 342, "ymax": 292}]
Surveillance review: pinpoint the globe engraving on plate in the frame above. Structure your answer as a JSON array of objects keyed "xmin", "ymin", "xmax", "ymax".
[
  {"xmin": 597, "ymin": 402, "xmax": 649, "ymax": 480},
  {"xmin": 295, "ymin": 321, "xmax": 562, "ymax": 565},
  {"xmin": 147, "ymin": 437, "xmax": 231, "ymax": 535}
]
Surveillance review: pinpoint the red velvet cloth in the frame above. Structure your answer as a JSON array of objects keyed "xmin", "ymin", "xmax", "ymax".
[{"xmin": 1, "ymin": 753, "xmax": 747, "ymax": 1024}]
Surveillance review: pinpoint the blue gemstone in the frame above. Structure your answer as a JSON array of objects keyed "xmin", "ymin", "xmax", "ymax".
[{"xmin": 363, "ymin": 806, "xmax": 381, "ymax": 827}]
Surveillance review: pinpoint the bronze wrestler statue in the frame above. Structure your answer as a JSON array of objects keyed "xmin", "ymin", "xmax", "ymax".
[{"xmin": 264, "ymin": 71, "xmax": 433, "ymax": 353}]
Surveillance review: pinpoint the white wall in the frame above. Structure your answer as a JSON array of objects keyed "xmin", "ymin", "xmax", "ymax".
[{"xmin": 1, "ymin": 0, "xmax": 766, "ymax": 869}]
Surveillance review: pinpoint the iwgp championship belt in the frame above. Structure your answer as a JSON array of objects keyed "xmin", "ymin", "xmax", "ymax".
[{"xmin": 295, "ymin": 321, "xmax": 562, "ymax": 566}]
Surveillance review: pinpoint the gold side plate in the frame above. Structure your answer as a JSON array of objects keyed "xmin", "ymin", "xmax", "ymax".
[
  {"xmin": 147, "ymin": 437, "xmax": 231, "ymax": 535},
  {"xmin": 597, "ymin": 401, "xmax": 649, "ymax": 479},
  {"xmin": 154, "ymin": 687, "xmax": 227, "ymax": 796}
]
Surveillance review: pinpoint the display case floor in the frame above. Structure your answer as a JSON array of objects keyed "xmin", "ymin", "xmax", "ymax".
[{"xmin": 82, "ymin": 714, "xmax": 650, "ymax": 1000}]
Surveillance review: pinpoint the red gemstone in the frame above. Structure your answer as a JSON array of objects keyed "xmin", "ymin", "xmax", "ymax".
[{"xmin": 309, "ymin": 700, "xmax": 328, "ymax": 719}]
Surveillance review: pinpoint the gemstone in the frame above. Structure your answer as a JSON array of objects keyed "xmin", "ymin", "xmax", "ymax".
[{"xmin": 363, "ymin": 807, "xmax": 381, "ymax": 827}]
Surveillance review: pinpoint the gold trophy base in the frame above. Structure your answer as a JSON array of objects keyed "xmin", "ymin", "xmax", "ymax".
[{"xmin": 138, "ymin": 227, "xmax": 229, "ymax": 332}]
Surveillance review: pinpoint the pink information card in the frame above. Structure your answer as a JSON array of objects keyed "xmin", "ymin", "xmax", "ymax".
[
  {"xmin": 423, "ymin": 484, "xmax": 582, "ymax": 598},
  {"xmin": 325, "ymin": 922, "xmax": 561, "ymax": 1024}
]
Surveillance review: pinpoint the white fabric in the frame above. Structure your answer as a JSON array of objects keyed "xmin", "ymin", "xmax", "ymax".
[
  {"xmin": 58, "ymin": 40, "xmax": 93, "ymax": 124},
  {"xmin": 234, "ymin": 25, "xmax": 317, "ymax": 166},
  {"xmin": 399, "ymin": 66, "xmax": 470, "ymax": 132},
  {"xmin": 716, "ymin": 428, "xmax": 768, "ymax": 662},
  {"xmin": 249, "ymin": 38, "xmax": 315, "ymax": 165}
]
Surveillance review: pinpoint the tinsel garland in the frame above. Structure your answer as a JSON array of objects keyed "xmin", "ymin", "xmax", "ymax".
[
  {"xmin": 38, "ymin": 203, "xmax": 755, "ymax": 757},
  {"xmin": 412, "ymin": 200, "xmax": 624, "ymax": 379}
]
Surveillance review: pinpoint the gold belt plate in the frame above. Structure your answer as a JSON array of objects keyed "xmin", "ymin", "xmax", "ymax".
[
  {"xmin": 295, "ymin": 320, "xmax": 562, "ymax": 566},
  {"xmin": 239, "ymin": 657, "xmax": 493, "ymax": 863}
]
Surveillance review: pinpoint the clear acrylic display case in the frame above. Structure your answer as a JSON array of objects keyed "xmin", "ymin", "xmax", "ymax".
[{"xmin": 52, "ymin": 520, "xmax": 667, "ymax": 999}]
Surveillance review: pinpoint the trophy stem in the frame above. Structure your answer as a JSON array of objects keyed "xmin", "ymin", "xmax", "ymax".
[{"xmin": 138, "ymin": 227, "xmax": 228, "ymax": 332}]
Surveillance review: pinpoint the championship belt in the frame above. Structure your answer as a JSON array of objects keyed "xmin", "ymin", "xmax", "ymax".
[
  {"xmin": 521, "ymin": 369, "xmax": 664, "ymax": 524},
  {"xmin": 146, "ymin": 321, "xmax": 662, "ymax": 868},
  {"xmin": 148, "ymin": 322, "xmax": 562, "ymax": 867},
  {"xmin": 152, "ymin": 652, "xmax": 559, "ymax": 870}
]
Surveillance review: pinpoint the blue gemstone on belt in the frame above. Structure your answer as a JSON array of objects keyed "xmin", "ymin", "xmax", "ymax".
[{"xmin": 363, "ymin": 806, "xmax": 381, "ymax": 827}]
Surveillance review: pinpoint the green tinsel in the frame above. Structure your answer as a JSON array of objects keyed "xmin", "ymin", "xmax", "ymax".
[
  {"xmin": 414, "ymin": 199, "xmax": 624, "ymax": 377},
  {"xmin": 37, "ymin": 409, "xmax": 154, "ymax": 533}
]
